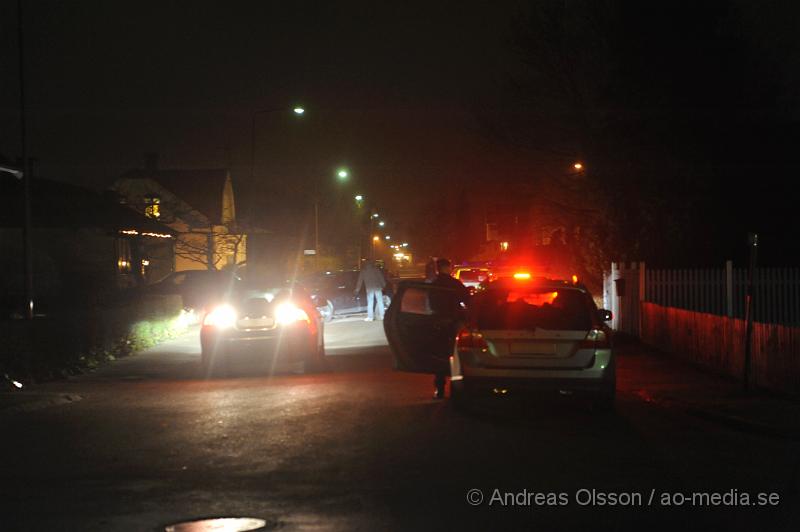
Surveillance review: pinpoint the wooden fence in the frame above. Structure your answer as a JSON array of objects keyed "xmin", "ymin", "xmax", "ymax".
[{"xmin": 640, "ymin": 302, "xmax": 800, "ymax": 395}]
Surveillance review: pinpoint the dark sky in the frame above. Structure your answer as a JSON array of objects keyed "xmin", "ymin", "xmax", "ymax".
[
  {"xmin": 2, "ymin": 0, "xmax": 800, "ymax": 265},
  {"xmin": 0, "ymin": 1, "xmax": 516, "ymax": 184}
]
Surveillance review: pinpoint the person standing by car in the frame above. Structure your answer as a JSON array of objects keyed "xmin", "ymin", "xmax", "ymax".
[
  {"xmin": 354, "ymin": 259, "xmax": 387, "ymax": 321},
  {"xmin": 430, "ymin": 257, "xmax": 470, "ymax": 399}
]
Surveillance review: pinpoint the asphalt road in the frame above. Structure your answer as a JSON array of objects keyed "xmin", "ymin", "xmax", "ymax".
[{"xmin": 1, "ymin": 317, "xmax": 798, "ymax": 531}]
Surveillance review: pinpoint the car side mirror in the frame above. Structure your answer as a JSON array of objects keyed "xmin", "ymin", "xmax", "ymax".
[{"xmin": 597, "ymin": 309, "xmax": 613, "ymax": 322}]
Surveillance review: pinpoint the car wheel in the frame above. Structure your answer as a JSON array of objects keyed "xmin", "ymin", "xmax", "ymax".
[
  {"xmin": 201, "ymin": 348, "xmax": 228, "ymax": 378},
  {"xmin": 302, "ymin": 339, "xmax": 329, "ymax": 374},
  {"xmin": 592, "ymin": 387, "xmax": 616, "ymax": 413},
  {"xmin": 450, "ymin": 380, "xmax": 472, "ymax": 411}
]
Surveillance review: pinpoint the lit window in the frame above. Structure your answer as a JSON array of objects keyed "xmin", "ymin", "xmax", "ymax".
[{"xmin": 144, "ymin": 194, "xmax": 161, "ymax": 219}]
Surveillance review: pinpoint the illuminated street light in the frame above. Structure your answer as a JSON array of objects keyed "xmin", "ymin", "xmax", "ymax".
[
  {"xmin": 573, "ymin": 162, "xmax": 583, "ymax": 170},
  {"xmin": 402, "ymin": 242, "xmax": 409, "ymax": 247},
  {"xmin": 354, "ymin": 194, "xmax": 364, "ymax": 202},
  {"xmin": 337, "ymin": 168, "xmax": 349, "ymax": 180},
  {"xmin": 293, "ymin": 107, "xmax": 305, "ymax": 115},
  {"xmin": 385, "ymin": 235, "xmax": 391, "ymax": 240},
  {"xmin": 372, "ymin": 235, "xmax": 380, "ymax": 242},
  {"xmin": 378, "ymin": 221, "xmax": 385, "ymax": 227},
  {"xmin": 371, "ymin": 213, "xmax": 379, "ymax": 219}
]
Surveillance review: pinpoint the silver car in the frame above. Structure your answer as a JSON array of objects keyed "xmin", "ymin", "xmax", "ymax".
[{"xmin": 384, "ymin": 273, "xmax": 615, "ymax": 409}]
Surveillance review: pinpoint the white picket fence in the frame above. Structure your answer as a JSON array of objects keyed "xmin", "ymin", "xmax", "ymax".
[{"xmin": 604, "ymin": 261, "xmax": 800, "ymax": 334}]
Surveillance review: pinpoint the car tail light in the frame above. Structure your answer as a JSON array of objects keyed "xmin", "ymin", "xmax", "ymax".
[
  {"xmin": 513, "ymin": 272, "xmax": 531, "ymax": 280},
  {"xmin": 457, "ymin": 328, "xmax": 488, "ymax": 351},
  {"xmin": 275, "ymin": 302, "xmax": 310, "ymax": 325},
  {"xmin": 579, "ymin": 328, "xmax": 611, "ymax": 349},
  {"xmin": 203, "ymin": 304, "xmax": 237, "ymax": 329}
]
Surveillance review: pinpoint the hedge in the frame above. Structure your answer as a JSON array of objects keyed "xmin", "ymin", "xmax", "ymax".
[{"xmin": 0, "ymin": 294, "xmax": 188, "ymax": 381}]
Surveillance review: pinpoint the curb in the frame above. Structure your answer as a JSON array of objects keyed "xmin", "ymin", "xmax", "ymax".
[
  {"xmin": 0, "ymin": 393, "xmax": 83, "ymax": 415},
  {"xmin": 636, "ymin": 390, "xmax": 800, "ymax": 442}
]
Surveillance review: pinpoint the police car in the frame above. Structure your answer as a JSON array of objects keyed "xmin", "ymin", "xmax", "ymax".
[{"xmin": 384, "ymin": 271, "xmax": 615, "ymax": 409}]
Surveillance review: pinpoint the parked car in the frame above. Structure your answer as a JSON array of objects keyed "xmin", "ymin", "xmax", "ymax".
[
  {"xmin": 302, "ymin": 269, "xmax": 393, "ymax": 322},
  {"xmin": 144, "ymin": 270, "xmax": 232, "ymax": 312},
  {"xmin": 200, "ymin": 273, "xmax": 325, "ymax": 377},
  {"xmin": 384, "ymin": 271, "xmax": 615, "ymax": 409}
]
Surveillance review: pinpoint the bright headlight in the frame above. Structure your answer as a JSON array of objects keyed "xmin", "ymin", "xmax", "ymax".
[
  {"xmin": 203, "ymin": 304, "xmax": 237, "ymax": 329},
  {"xmin": 275, "ymin": 302, "xmax": 310, "ymax": 325}
]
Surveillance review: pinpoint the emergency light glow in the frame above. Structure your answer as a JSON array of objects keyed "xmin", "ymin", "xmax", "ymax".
[
  {"xmin": 513, "ymin": 272, "xmax": 531, "ymax": 280},
  {"xmin": 572, "ymin": 274, "xmax": 579, "ymax": 284}
]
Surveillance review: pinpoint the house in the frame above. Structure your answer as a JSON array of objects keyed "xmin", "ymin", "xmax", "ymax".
[
  {"xmin": 0, "ymin": 174, "xmax": 175, "ymax": 313},
  {"xmin": 144, "ymin": 166, "xmax": 245, "ymax": 271},
  {"xmin": 113, "ymin": 156, "xmax": 245, "ymax": 272}
]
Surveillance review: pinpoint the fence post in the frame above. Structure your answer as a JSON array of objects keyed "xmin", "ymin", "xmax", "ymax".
[
  {"xmin": 725, "ymin": 260, "xmax": 733, "ymax": 318},
  {"xmin": 639, "ymin": 262, "xmax": 645, "ymax": 338},
  {"xmin": 743, "ymin": 233, "xmax": 758, "ymax": 393}
]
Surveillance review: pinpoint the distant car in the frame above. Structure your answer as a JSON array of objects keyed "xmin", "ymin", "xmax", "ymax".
[
  {"xmin": 144, "ymin": 270, "xmax": 231, "ymax": 312},
  {"xmin": 200, "ymin": 274, "xmax": 325, "ymax": 377},
  {"xmin": 453, "ymin": 266, "xmax": 492, "ymax": 293},
  {"xmin": 302, "ymin": 269, "xmax": 393, "ymax": 322},
  {"xmin": 384, "ymin": 272, "xmax": 615, "ymax": 409}
]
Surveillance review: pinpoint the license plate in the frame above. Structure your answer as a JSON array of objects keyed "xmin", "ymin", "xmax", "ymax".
[
  {"xmin": 237, "ymin": 317, "xmax": 275, "ymax": 329},
  {"xmin": 509, "ymin": 342, "xmax": 557, "ymax": 355}
]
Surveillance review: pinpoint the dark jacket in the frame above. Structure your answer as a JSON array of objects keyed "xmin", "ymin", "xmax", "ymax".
[
  {"xmin": 430, "ymin": 273, "xmax": 470, "ymax": 313},
  {"xmin": 355, "ymin": 264, "xmax": 387, "ymax": 292}
]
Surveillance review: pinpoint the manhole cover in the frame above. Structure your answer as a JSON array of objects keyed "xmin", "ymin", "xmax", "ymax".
[{"xmin": 164, "ymin": 517, "xmax": 268, "ymax": 531}]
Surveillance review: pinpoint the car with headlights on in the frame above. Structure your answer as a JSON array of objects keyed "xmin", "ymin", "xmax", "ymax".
[
  {"xmin": 200, "ymin": 276, "xmax": 325, "ymax": 376},
  {"xmin": 385, "ymin": 272, "xmax": 615, "ymax": 409},
  {"xmin": 453, "ymin": 266, "xmax": 492, "ymax": 294}
]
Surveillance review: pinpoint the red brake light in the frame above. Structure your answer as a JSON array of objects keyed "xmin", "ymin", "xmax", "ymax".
[
  {"xmin": 579, "ymin": 328, "xmax": 610, "ymax": 349},
  {"xmin": 513, "ymin": 272, "xmax": 531, "ymax": 280},
  {"xmin": 457, "ymin": 328, "xmax": 488, "ymax": 350}
]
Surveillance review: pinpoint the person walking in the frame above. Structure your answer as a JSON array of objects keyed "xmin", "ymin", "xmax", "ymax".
[
  {"xmin": 429, "ymin": 257, "xmax": 470, "ymax": 399},
  {"xmin": 354, "ymin": 259, "xmax": 387, "ymax": 321}
]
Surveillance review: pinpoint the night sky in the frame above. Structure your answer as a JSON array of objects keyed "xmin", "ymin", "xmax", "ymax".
[{"xmin": 2, "ymin": 0, "xmax": 799, "ymax": 266}]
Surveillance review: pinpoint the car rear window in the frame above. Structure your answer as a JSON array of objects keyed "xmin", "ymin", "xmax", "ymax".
[
  {"xmin": 458, "ymin": 269, "xmax": 489, "ymax": 282},
  {"xmin": 471, "ymin": 287, "xmax": 592, "ymax": 331}
]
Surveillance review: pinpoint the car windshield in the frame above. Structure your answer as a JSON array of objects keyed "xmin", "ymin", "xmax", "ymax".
[{"xmin": 471, "ymin": 286, "xmax": 592, "ymax": 331}]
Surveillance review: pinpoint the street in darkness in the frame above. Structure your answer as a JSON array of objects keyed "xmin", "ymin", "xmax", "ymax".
[{"xmin": 1, "ymin": 319, "xmax": 797, "ymax": 531}]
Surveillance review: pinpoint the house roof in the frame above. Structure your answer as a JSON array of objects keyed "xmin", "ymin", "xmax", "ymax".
[
  {"xmin": 0, "ymin": 175, "xmax": 175, "ymax": 235},
  {"xmin": 121, "ymin": 168, "xmax": 230, "ymax": 224}
]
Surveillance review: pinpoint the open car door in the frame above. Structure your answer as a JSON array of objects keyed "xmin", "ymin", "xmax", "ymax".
[{"xmin": 383, "ymin": 281, "xmax": 463, "ymax": 374}]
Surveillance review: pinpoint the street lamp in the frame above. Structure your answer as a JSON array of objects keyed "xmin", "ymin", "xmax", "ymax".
[
  {"xmin": 337, "ymin": 168, "xmax": 349, "ymax": 180},
  {"xmin": 293, "ymin": 107, "xmax": 305, "ymax": 115},
  {"xmin": 378, "ymin": 220, "xmax": 385, "ymax": 227},
  {"xmin": 573, "ymin": 162, "xmax": 584, "ymax": 170}
]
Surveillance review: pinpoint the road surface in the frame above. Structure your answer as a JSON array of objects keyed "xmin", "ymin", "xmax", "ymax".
[{"xmin": 1, "ymin": 317, "xmax": 798, "ymax": 531}]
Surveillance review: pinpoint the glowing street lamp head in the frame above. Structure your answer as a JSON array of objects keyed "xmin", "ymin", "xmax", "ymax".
[
  {"xmin": 372, "ymin": 235, "xmax": 380, "ymax": 242},
  {"xmin": 371, "ymin": 213, "xmax": 379, "ymax": 219},
  {"xmin": 573, "ymin": 162, "xmax": 583, "ymax": 170},
  {"xmin": 378, "ymin": 221, "xmax": 385, "ymax": 227},
  {"xmin": 354, "ymin": 194, "xmax": 364, "ymax": 202},
  {"xmin": 337, "ymin": 168, "xmax": 349, "ymax": 179},
  {"xmin": 293, "ymin": 107, "xmax": 305, "ymax": 115},
  {"xmin": 385, "ymin": 235, "xmax": 391, "ymax": 240}
]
